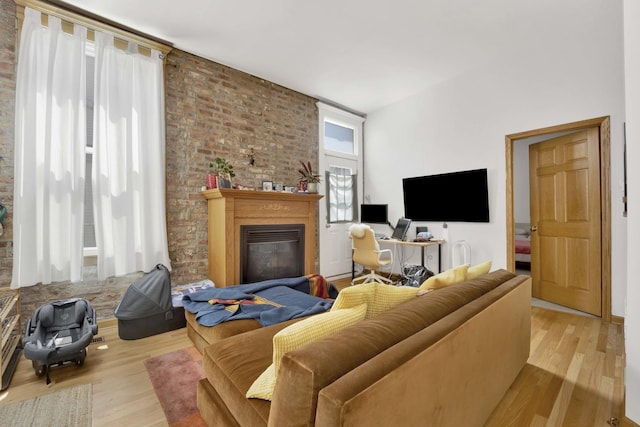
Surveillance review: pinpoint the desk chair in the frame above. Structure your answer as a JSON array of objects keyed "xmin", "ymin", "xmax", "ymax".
[{"xmin": 349, "ymin": 223, "xmax": 393, "ymax": 285}]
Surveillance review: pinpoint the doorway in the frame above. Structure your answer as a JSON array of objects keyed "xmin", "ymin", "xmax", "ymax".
[
  {"xmin": 505, "ymin": 116, "xmax": 611, "ymax": 321},
  {"xmin": 317, "ymin": 102, "xmax": 364, "ymax": 280}
]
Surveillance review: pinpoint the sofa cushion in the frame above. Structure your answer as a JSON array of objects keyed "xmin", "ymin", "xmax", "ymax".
[
  {"xmin": 419, "ymin": 264, "xmax": 469, "ymax": 290},
  {"xmin": 246, "ymin": 303, "xmax": 367, "ymax": 400},
  {"xmin": 203, "ymin": 316, "xmax": 305, "ymax": 426},
  {"xmin": 467, "ymin": 260, "xmax": 492, "ymax": 280},
  {"xmin": 331, "ymin": 282, "xmax": 419, "ymax": 318},
  {"xmin": 186, "ymin": 310, "xmax": 262, "ymax": 353}
]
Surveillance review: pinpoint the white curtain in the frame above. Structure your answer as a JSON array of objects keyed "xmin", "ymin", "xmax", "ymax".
[
  {"xmin": 92, "ymin": 32, "xmax": 171, "ymax": 280},
  {"xmin": 327, "ymin": 171, "xmax": 356, "ymax": 223},
  {"xmin": 12, "ymin": 8, "xmax": 87, "ymax": 288}
]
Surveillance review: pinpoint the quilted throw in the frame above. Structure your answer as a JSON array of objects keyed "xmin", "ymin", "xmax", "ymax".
[
  {"xmin": 182, "ymin": 275, "xmax": 336, "ymax": 327},
  {"xmin": 307, "ymin": 273, "xmax": 332, "ymax": 299}
]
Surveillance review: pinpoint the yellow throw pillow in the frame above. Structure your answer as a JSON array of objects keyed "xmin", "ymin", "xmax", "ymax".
[
  {"xmin": 246, "ymin": 302, "xmax": 367, "ymax": 400},
  {"xmin": 246, "ymin": 364, "xmax": 276, "ymax": 400},
  {"xmin": 330, "ymin": 282, "xmax": 418, "ymax": 318},
  {"xmin": 467, "ymin": 260, "xmax": 492, "ymax": 280},
  {"xmin": 419, "ymin": 264, "xmax": 469, "ymax": 290}
]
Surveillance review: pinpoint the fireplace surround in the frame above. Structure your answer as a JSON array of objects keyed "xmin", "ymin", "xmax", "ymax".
[{"xmin": 202, "ymin": 189, "xmax": 323, "ymax": 287}]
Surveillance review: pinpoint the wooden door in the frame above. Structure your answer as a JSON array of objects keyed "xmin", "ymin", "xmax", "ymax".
[{"xmin": 529, "ymin": 128, "xmax": 602, "ymax": 316}]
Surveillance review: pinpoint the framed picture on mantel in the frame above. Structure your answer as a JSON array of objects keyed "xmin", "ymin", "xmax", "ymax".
[
  {"xmin": 217, "ymin": 173, "xmax": 232, "ymax": 189},
  {"xmin": 262, "ymin": 181, "xmax": 273, "ymax": 191}
]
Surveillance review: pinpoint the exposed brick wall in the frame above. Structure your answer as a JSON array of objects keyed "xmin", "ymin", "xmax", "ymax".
[
  {"xmin": 164, "ymin": 49, "xmax": 318, "ymax": 286},
  {"xmin": 0, "ymin": 0, "xmax": 319, "ymax": 320}
]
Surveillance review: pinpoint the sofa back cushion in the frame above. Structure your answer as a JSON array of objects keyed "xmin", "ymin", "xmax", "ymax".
[{"xmin": 267, "ymin": 269, "xmax": 516, "ymax": 427}]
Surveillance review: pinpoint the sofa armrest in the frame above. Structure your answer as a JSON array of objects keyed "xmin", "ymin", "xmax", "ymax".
[{"xmin": 315, "ymin": 276, "xmax": 531, "ymax": 427}]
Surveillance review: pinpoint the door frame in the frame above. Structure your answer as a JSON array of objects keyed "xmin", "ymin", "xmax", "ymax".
[
  {"xmin": 505, "ymin": 116, "xmax": 611, "ymax": 321},
  {"xmin": 317, "ymin": 102, "xmax": 365, "ymax": 279}
]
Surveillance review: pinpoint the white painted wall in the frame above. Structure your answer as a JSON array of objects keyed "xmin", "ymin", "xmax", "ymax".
[
  {"xmin": 624, "ymin": 0, "xmax": 640, "ymax": 422},
  {"xmin": 363, "ymin": 0, "xmax": 627, "ymax": 316}
]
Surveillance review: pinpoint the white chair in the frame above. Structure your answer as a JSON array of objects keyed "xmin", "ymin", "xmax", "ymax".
[{"xmin": 349, "ymin": 223, "xmax": 393, "ymax": 285}]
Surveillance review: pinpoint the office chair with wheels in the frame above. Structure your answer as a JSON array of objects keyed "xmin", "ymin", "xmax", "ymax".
[{"xmin": 349, "ymin": 223, "xmax": 394, "ymax": 285}]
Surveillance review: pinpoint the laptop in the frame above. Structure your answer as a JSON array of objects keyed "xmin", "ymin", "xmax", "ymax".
[{"xmin": 390, "ymin": 217, "xmax": 412, "ymax": 241}]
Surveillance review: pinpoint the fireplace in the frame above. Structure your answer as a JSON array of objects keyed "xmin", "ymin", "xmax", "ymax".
[
  {"xmin": 202, "ymin": 189, "xmax": 322, "ymax": 287},
  {"xmin": 240, "ymin": 224, "xmax": 305, "ymax": 283}
]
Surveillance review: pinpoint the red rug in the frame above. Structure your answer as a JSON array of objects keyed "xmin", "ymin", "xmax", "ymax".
[{"xmin": 144, "ymin": 347, "xmax": 207, "ymax": 427}]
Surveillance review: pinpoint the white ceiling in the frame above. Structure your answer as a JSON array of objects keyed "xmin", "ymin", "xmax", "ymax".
[{"xmin": 57, "ymin": 0, "xmax": 562, "ymax": 115}]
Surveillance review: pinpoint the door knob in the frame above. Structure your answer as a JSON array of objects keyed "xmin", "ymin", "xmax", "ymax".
[{"xmin": 530, "ymin": 225, "xmax": 538, "ymax": 232}]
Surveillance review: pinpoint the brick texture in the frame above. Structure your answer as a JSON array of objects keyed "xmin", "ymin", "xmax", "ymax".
[
  {"xmin": 164, "ymin": 49, "xmax": 318, "ymax": 286},
  {"xmin": 0, "ymin": 0, "xmax": 319, "ymax": 320}
]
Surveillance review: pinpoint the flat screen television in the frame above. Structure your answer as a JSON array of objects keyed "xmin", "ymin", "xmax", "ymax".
[
  {"xmin": 360, "ymin": 204, "xmax": 389, "ymax": 224},
  {"xmin": 402, "ymin": 168, "xmax": 490, "ymax": 222}
]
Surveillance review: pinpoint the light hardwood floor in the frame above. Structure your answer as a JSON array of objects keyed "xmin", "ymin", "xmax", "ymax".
[
  {"xmin": 0, "ymin": 319, "xmax": 192, "ymax": 426},
  {"xmin": 0, "ymin": 279, "xmax": 626, "ymax": 426}
]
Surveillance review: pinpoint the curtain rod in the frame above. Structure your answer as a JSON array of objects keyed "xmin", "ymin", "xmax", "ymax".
[{"xmin": 13, "ymin": 0, "xmax": 173, "ymax": 56}]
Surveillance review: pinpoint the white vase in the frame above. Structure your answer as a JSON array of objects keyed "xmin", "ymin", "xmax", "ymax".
[
  {"xmin": 452, "ymin": 240, "xmax": 471, "ymax": 266},
  {"xmin": 307, "ymin": 182, "xmax": 318, "ymax": 193}
]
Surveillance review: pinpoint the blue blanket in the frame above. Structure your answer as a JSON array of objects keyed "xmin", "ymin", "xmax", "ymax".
[{"xmin": 182, "ymin": 276, "xmax": 333, "ymax": 327}]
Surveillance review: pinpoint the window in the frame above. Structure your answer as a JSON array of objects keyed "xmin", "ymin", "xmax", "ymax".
[
  {"xmin": 327, "ymin": 166, "xmax": 356, "ymax": 223},
  {"xmin": 12, "ymin": 6, "xmax": 173, "ymax": 287},
  {"xmin": 324, "ymin": 121, "xmax": 355, "ymax": 155},
  {"xmin": 317, "ymin": 102, "xmax": 364, "ymax": 225},
  {"xmin": 84, "ymin": 51, "xmax": 96, "ymax": 255}
]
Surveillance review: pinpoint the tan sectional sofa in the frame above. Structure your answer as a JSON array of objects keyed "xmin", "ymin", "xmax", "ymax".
[{"xmin": 186, "ymin": 269, "xmax": 531, "ymax": 427}]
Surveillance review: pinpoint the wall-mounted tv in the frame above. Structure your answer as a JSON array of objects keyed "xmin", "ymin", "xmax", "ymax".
[
  {"xmin": 360, "ymin": 204, "xmax": 389, "ymax": 224},
  {"xmin": 402, "ymin": 168, "xmax": 490, "ymax": 222}
]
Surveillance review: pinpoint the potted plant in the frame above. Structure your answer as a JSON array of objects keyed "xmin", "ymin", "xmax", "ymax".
[
  {"xmin": 298, "ymin": 160, "xmax": 321, "ymax": 193},
  {"xmin": 207, "ymin": 157, "xmax": 236, "ymax": 189}
]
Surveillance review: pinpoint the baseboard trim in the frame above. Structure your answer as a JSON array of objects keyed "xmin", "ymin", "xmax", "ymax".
[
  {"xmin": 612, "ymin": 314, "xmax": 625, "ymax": 325},
  {"xmin": 98, "ymin": 317, "xmax": 117, "ymax": 329},
  {"xmin": 621, "ymin": 415, "xmax": 640, "ymax": 427}
]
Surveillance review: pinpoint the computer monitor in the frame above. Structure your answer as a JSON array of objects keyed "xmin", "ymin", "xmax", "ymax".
[
  {"xmin": 391, "ymin": 217, "xmax": 412, "ymax": 241},
  {"xmin": 360, "ymin": 204, "xmax": 389, "ymax": 224}
]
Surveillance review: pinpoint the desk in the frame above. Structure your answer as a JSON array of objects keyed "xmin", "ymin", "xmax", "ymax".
[
  {"xmin": 351, "ymin": 239, "xmax": 445, "ymax": 281},
  {"xmin": 379, "ymin": 239, "xmax": 445, "ymax": 273}
]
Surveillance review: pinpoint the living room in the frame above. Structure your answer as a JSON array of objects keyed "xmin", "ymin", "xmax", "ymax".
[{"xmin": 1, "ymin": 0, "xmax": 640, "ymax": 425}]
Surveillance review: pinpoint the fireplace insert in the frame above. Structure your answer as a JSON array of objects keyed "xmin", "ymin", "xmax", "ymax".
[{"xmin": 240, "ymin": 224, "xmax": 305, "ymax": 283}]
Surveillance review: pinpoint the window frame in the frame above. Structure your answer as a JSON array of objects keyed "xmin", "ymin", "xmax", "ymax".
[{"xmin": 317, "ymin": 102, "xmax": 364, "ymax": 205}]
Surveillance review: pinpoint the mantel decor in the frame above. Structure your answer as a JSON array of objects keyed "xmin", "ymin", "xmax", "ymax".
[
  {"xmin": 206, "ymin": 157, "xmax": 236, "ymax": 189},
  {"xmin": 298, "ymin": 160, "xmax": 321, "ymax": 193}
]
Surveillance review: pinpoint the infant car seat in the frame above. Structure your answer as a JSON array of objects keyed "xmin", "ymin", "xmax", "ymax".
[{"xmin": 22, "ymin": 297, "xmax": 98, "ymax": 384}]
